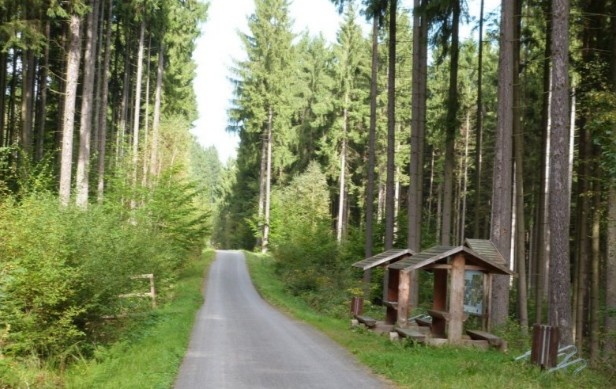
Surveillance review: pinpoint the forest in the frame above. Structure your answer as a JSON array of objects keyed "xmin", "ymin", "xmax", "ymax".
[
  {"xmin": 0, "ymin": 0, "xmax": 218, "ymax": 375},
  {"xmin": 214, "ymin": 0, "xmax": 616, "ymax": 367},
  {"xmin": 0, "ymin": 0, "xmax": 615, "ymax": 382}
]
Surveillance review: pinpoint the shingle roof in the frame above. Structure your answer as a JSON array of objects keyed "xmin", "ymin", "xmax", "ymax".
[{"xmin": 351, "ymin": 248, "xmax": 414, "ymax": 271}]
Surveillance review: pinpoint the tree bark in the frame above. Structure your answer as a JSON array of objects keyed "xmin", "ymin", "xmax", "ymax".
[
  {"xmin": 490, "ymin": 0, "xmax": 514, "ymax": 328},
  {"xmin": 366, "ymin": 15, "xmax": 378, "ymax": 258},
  {"xmin": 534, "ymin": 0, "xmax": 552, "ymax": 325},
  {"xmin": 59, "ymin": 14, "xmax": 83, "ymax": 206},
  {"xmin": 606, "ymin": 184, "xmax": 616, "ymax": 354},
  {"xmin": 548, "ymin": 0, "xmax": 573, "ymax": 346},
  {"xmin": 385, "ymin": 0, "xmax": 397, "ymax": 250},
  {"xmin": 573, "ymin": 124, "xmax": 591, "ymax": 350},
  {"xmin": 512, "ymin": 0, "xmax": 527, "ymax": 334},
  {"xmin": 606, "ymin": 0, "xmax": 616, "ymax": 355},
  {"xmin": 130, "ymin": 19, "xmax": 146, "ymax": 209},
  {"xmin": 364, "ymin": 16, "xmax": 379, "ymax": 292},
  {"xmin": 35, "ymin": 21, "xmax": 50, "ymax": 162},
  {"xmin": 589, "ymin": 165, "xmax": 600, "ymax": 361},
  {"xmin": 442, "ymin": 0, "xmax": 460, "ymax": 246},
  {"xmin": 116, "ymin": 34, "xmax": 131, "ymax": 164},
  {"xmin": 262, "ymin": 107, "xmax": 273, "ymax": 253},
  {"xmin": 20, "ymin": 49, "xmax": 35, "ymax": 161},
  {"xmin": 150, "ymin": 42, "xmax": 164, "ymax": 180},
  {"xmin": 407, "ymin": 0, "xmax": 428, "ymax": 307},
  {"xmin": 97, "ymin": 0, "xmax": 114, "ymax": 202},
  {"xmin": 337, "ymin": 104, "xmax": 348, "ymax": 242},
  {"xmin": 76, "ymin": 0, "xmax": 100, "ymax": 207},
  {"xmin": 0, "ymin": 50, "xmax": 6, "ymax": 147},
  {"xmin": 473, "ymin": 0, "xmax": 485, "ymax": 239}
]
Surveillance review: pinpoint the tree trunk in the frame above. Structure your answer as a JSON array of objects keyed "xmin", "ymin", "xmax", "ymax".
[
  {"xmin": 92, "ymin": 0, "xmax": 105, "ymax": 156},
  {"xmin": 385, "ymin": 0, "xmax": 397, "ymax": 250},
  {"xmin": 407, "ymin": 0, "xmax": 427, "ymax": 307},
  {"xmin": 574, "ymin": 124, "xmax": 591, "ymax": 350},
  {"xmin": 534, "ymin": 0, "xmax": 552, "ymax": 325},
  {"xmin": 473, "ymin": 0, "xmax": 485, "ymax": 239},
  {"xmin": 8, "ymin": 51, "xmax": 18, "ymax": 149},
  {"xmin": 490, "ymin": 0, "xmax": 514, "ymax": 328},
  {"xmin": 35, "ymin": 21, "xmax": 50, "ymax": 162},
  {"xmin": 59, "ymin": 14, "xmax": 83, "ymax": 206},
  {"xmin": 116, "ymin": 36, "xmax": 131, "ymax": 164},
  {"xmin": 442, "ymin": 0, "xmax": 460, "ymax": 246},
  {"xmin": 589, "ymin": 165, "xmax": 600, "ymax": 361},
  {"xmin": 512, "ymin": 0, "xmax": 527, "ymax": 334},
  {"xmin": 150, "ymin": 42, "xmax": 164, "ymax": 180},
  {"xmin": 262, "ymin": 107, "xmax": 273, "ymax": 253},
  {"xmin": 606, "ymin": 185, "xmax": 616, "ymax": 354},
  {"xmin": 364, "ymin": 16, "xmax": 379, "ymax": 292},
  {"xmin": 460, "ymin": 113, "xmax": 470, "ymax": 243},
  {"xmin": 337, "ymin": 104, "xmax": 348, "ymax": 243},
  {"xmin": 20, "ymin": 49, "xmax": 35, "ymax": 161},
  {"xmin": 548, "ymin": 0, "xmax": 573, "ymax": 346},
  {"xmin": 0, "ymin": 50, "xmax": 6, "ymax": 147},
  {"xmin": 97, "ymin": 0, "xmax": 114, "ymax": 202},
  {"xmin": 366, "ymin": 15, "xmax": 378, "ymax": 259},
  {"xmin": 141, "ymin": 33, "xmax": 152, "ymax": 188},
  {"xmin": 131, "ymin": 19, "xmax": 146, "ymax": 208},
  {"xmin": 76, "ymin": 0, "xmax": 100, "ymax": 207},
  {"xmin": 257, "ymin": 127, "xmax": 267, "ymax": 249},
  {"xmin": 606, "ymin": 0, "xmax": 616, "ymax": 355}
]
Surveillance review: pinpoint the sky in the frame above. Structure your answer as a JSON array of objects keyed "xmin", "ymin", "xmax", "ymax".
[{"xmin": 190, "ymin": 0, "xmax": 499, "ymax": 164}]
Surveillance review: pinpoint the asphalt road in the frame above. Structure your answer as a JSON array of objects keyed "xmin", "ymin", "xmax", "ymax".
[{"xmin": 174, "ymin": 250, "xmax": 389, "ymax": 389}]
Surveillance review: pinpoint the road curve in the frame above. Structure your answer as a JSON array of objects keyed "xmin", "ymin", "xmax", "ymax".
[{"xmin": 174, "ymin": 250, "xmax": 389, "ymax": 389}]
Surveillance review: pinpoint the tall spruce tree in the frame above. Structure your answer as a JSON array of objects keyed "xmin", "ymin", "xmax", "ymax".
[
  {"xmin": 229, "ymin": 0, "xmax": 295, "ymax": 252},
  {"xmin": 548, "ymin": 0, "xmax": 573, "ymax": 345},
  {"xmin": 329, "ymin": 6, "xmax": 370, "ymax": 242}
]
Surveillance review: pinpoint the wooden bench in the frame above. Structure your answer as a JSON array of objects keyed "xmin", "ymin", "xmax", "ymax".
[
  {"xmin": 414, "ymin": 316, "xmax": 432, "ymax": 328},
  {"xmin": 395, "ymin": 327, "xmax": 426, "ymax": 342},
  {"xmin": 355, "ymin": 315, "xmax": 377, "ymax": 328},
  {"xmin": 383, "ymin": 300, "xmax": 398, "ymax": 310},
  {"xmin": 467, "ymin": 329, "xmax": 507, "ymax": 351}
]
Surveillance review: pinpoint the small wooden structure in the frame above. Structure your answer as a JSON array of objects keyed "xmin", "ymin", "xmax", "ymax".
[
  {"xmin": 388, "ymin": 244, "xmax": 513, "ymax": 344},
  {"xmin": 119, "ymin": 273, "xmax": 157, "ymax": 308},
  {"xmin": 352, "ymin": 249, "xmax": 414, "ymax": 324}
]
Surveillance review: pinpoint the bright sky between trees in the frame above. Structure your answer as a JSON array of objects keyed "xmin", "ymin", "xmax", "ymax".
[{"xmin": 191, "ymin": 0, "xmax": 499, "ymax": 164}]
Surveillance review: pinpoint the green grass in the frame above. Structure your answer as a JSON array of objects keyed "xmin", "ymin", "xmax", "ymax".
[
  {"xmin": 246, "ymin": 251, "xmax": 609, "ymax": 389},
  {"xmin": 63, "ymin": 249, "xmax": 215, "ymax": 389}
]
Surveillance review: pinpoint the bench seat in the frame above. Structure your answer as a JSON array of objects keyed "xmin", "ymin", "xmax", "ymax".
[
  {"xmin": 467, "ymin": 329, "xmax": 507, "ymax": 350},
  {"xmin": 395, "ymin": 327, "xmax": 426, "ymax": 342},
  {"xmin": 355, "ymin": 315, "xmax": 377, "ymax": 328}
]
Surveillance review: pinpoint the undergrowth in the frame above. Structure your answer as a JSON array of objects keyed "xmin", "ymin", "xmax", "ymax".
[
  {"xmin": 64, "ymin": 249, "xmax": 214, "ymax": 388},
  {"xmin": 246, "ymin": 251, "xmax": 611, "ymax": 389},
  {"xmin": 0, "ymin": 250, "xmax": 213, "ymax": 388}
]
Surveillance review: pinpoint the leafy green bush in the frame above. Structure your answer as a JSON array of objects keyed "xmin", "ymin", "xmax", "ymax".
[
  {"xmin": 268, "ymin": 162, "xmax": 356, "ymax": 318},
  {"xmin": 0, "ymin": 168, "xmax": 209, "ymax": 361}
]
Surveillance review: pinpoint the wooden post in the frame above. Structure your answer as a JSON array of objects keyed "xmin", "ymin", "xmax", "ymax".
[
  {"xmin": 385, "ymin": 269, "xmax": 400, "ymax": 324},
  {"xmin": 397, "ymin": 270, "xmax": 411, "ymax": 327},
  {"xmin": 531, "ymin": 324, "xmax": 559, "ymax": 369},
  {"xmin": 432, "ymin": 269, "xmax": 448, "ymax": 337},
  {"xmin": 433, "ymin": 269, "xmax": 448, "ymax": 310},
  {"xmin": 449, "ymin": 254, "xmax": 466, "ymax": 342},
  {"xmin": 483, "ymin": 273, "xmax": 492, "ymax": 332},
  {"xmin": 483, "ymin": 272, "xmax": 491, "ymax": 330}
]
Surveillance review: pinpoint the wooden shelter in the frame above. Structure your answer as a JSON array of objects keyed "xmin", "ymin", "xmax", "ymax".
[
  {"xmin": 388, "ymin": 244, "xmax": 513, "ymax": 344},
  {"xmin": 352, "ymin": 248, "xmax": 414, "ymax": 324}
]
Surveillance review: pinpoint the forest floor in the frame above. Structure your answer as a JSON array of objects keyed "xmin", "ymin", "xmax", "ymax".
[{"xmin": 245, "ymin": 251, "xmax": 613, "ymax": 389}]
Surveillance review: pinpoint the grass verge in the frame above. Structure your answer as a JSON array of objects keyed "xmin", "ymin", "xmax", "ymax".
[
  {"xmin": 246, "ymin": 251, "xmax": 608, "ymax": 389},
  {"xmin": 63, "ymin": 249, "xmax": 215, "ymax": 389}
]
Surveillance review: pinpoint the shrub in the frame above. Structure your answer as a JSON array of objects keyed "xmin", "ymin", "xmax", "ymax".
[
  {"xmin": 268, "ymin": 163, "xmax": 356, "ymax": 318},
  {"xmin": 0, "ymin": 174, "xmax": 208, "ymax": 360}
]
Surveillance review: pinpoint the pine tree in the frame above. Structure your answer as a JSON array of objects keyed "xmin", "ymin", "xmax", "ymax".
[{"xmin": 229, "ymin": 0, "xmax": 295, "ymax": 252}]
